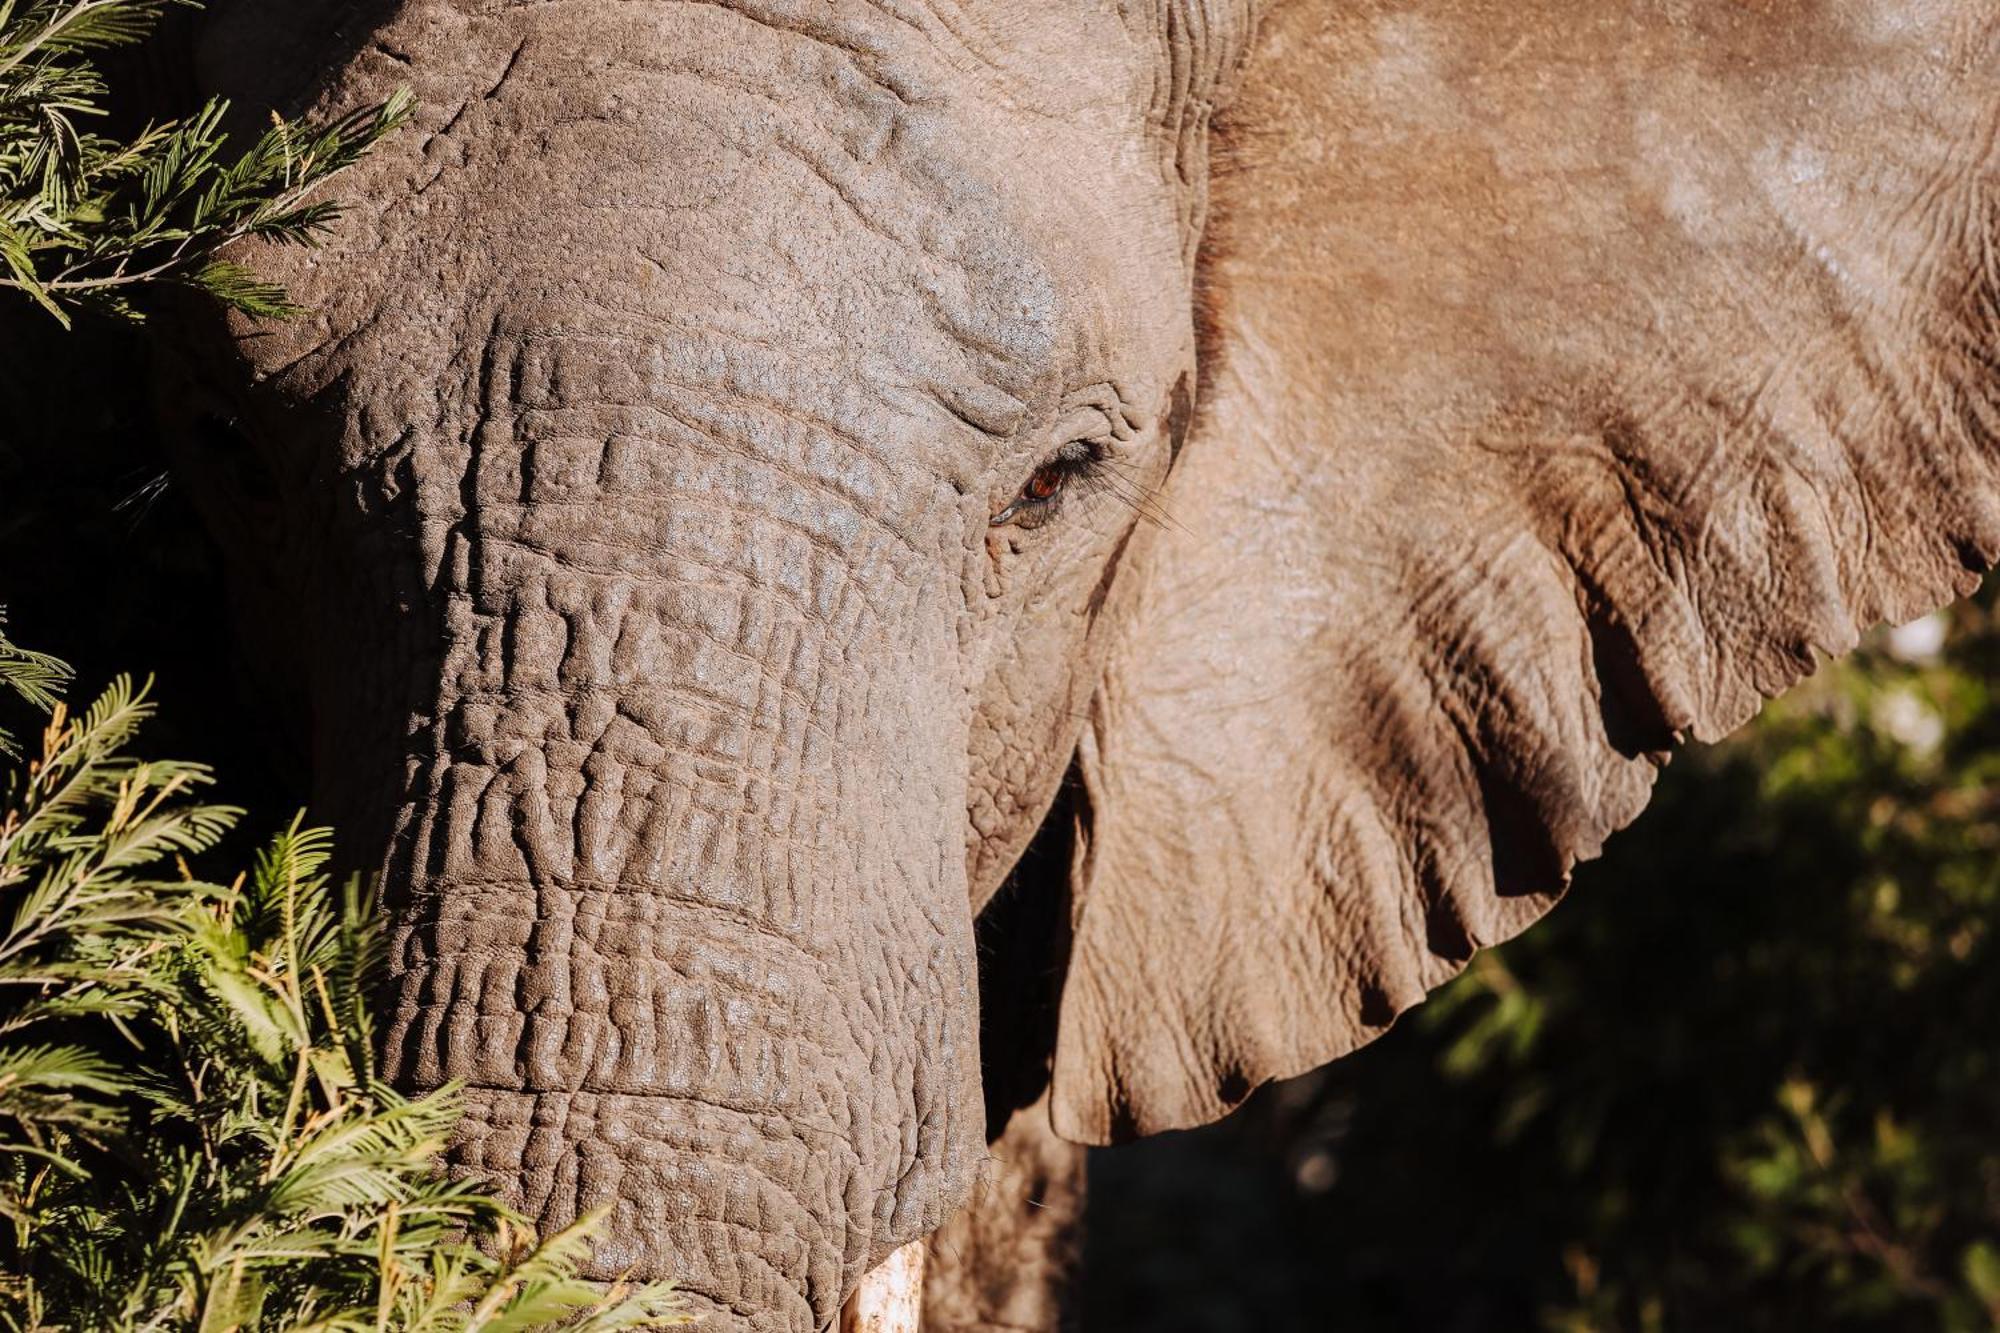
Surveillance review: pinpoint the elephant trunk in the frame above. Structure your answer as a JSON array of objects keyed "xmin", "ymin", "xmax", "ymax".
[
  {"xmin": 355, "ymin": 330, "xmax": 984, "ymax": 1329},
  {"xmin": 187, "ymin": 7, "xmax": 1041, "ymax": 1319}
]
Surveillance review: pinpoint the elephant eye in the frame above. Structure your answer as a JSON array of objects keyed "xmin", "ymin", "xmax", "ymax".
[
  {"xmin": 1023, "ymin": 462, "xmax": 1066, "ymax": 502},
  {"xmin": 991, "ymin": 442, "xmax": 1105, "ymax": 529}
]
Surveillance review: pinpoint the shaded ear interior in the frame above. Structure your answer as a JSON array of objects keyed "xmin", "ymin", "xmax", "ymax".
[{"xmin": 1047, "ymin": 0, "xmax": 2000, "ymax": 1145}]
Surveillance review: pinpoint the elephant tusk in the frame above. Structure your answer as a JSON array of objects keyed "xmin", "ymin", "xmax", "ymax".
[{"xmin": 840, "ymin": 1240, "xmax": 926, "ymax": 1333}]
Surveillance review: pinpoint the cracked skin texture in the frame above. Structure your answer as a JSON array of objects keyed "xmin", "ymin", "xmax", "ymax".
[{"xmin": 161, "ymin": 0, "xmax": 1999, "ymax": 1327}]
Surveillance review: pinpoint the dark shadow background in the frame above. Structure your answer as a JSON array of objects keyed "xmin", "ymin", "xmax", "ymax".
[
  {"xmin": 5, "ymin": 308, "xmax": 1997, "ymax": 1333},
  {"xmin": 0, "ymin": 314, "xmax": 292, "ymax": 805}
]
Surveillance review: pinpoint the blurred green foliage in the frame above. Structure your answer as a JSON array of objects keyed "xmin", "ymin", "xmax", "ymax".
[{"xmin": 1088, "ymin": 591, "xmax": 2000, "ymax": 1332}]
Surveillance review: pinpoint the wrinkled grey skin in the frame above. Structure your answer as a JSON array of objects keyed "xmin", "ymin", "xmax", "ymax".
[
  {"xmin": 167, "ymin": 3, "xmax": 1245, "ymax": 1328},
  {"xmin": 160, "ymin": 0, "xmax": 2000, "ymax": 1329}
]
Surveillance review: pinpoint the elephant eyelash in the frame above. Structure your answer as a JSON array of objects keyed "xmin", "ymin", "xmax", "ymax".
[{"xmin": 991, "ymin": 440, "xmax": 1111, "ymax": 529}]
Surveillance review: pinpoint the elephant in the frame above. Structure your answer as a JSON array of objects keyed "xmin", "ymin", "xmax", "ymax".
[{"xmin": 152, "ymin": 0, "xmax": 2000, "ymax": 1328}]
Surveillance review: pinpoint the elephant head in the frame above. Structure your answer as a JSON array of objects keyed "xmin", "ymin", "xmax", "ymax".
[{"xmin": 163, "ymin": 0, "xmax": 2000, "ymax": 1327}]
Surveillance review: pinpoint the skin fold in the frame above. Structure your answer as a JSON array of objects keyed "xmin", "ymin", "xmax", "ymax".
[{"xmin": 157, "ymin": 0, "xmax": 1997, "ymax": 1328}]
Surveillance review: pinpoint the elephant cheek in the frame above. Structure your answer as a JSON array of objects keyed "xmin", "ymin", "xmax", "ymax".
[{"xmin": 344, "ymin": 372, "xmax": 985, "ymax": 1330}]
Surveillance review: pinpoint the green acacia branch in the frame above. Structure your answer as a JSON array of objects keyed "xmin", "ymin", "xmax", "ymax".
[
  {"xmin": 0, "ymin": 0, "xmax": 412, "ymax": 324},
  {"xmin": 0, "ymin": 0, "xmax": 165, "ymax": 82}
]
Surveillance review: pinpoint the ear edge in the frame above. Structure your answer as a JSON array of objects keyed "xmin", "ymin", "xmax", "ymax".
[
  {"xmin": 1048, "ymin": 560, "xmax": 1991, "ymax": 1150},
  {"xmin": 1046, "ymin": 375, "xmax": 2000, "ymax": 1145}
]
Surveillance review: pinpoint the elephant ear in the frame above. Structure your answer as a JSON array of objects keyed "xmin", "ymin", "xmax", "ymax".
[{"xmin": 1050, "ymin": 0, "xmax": 2000, "ymax": 1142}]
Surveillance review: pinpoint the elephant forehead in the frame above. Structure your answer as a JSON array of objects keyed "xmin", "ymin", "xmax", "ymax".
[{"xmin": 219, "ymin": 0, "xmax": 1118, "ymax": 418}]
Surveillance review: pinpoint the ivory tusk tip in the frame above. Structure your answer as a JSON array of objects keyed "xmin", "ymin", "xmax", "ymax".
[{"xmin": 839, "ymin": 1239, "xmax": 927, "ymax": 1333}]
